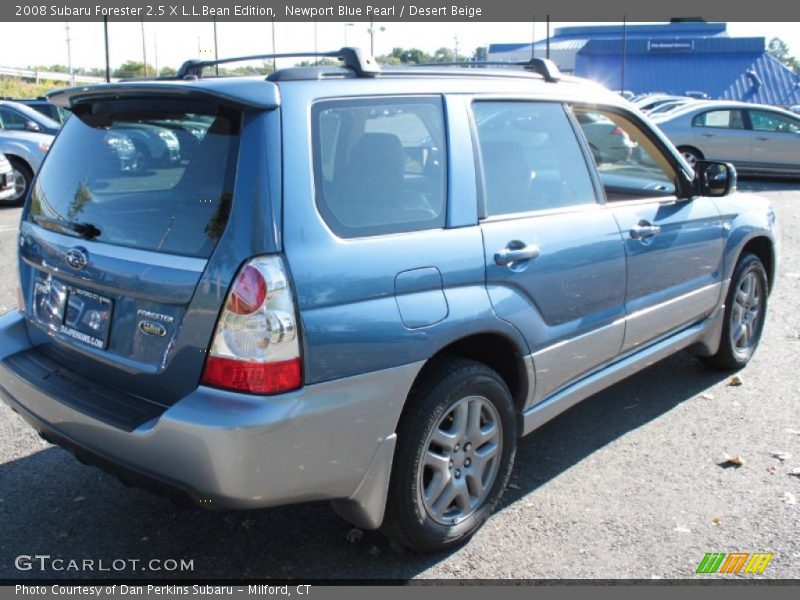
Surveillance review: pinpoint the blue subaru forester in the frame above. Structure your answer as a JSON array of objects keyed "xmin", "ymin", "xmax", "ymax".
[{"xmin": 0, "ymin": 49, "xmax": 778, "ymax": 551}]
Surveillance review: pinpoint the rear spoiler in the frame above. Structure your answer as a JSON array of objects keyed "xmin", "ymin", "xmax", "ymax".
[{"xmin": 46, "ymin": 78, "xmax": 280, "ymax": 111}]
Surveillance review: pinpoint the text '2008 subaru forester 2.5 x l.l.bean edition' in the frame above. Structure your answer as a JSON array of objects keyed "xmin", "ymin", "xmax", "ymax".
[{"xmin": 0, "ymin": 48, "xmax": 778, "ymax": 551}]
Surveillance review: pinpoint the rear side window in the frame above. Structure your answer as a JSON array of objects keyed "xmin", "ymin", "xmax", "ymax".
[
  {"xmin": 312, "ymin": 96, "xmax": 446, "ymax": 238},
  {"xmin": 471, "ymin": 101, "xmax": 596, "ymax": 217},
  {"xmin": 692, "ymin": 110, "xmax": 745, "ymax": 129},
  {"xmin": 29, "ymin": 99, "xmax": 240, "ymax": 258}
]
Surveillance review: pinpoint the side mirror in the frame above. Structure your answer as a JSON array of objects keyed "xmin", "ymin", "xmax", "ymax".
[
  {"xmin": 25, "ymin": 120, "xmax": 41, "ymax": 132},
  {"xmin": 695, "ymin": 160, "xmax": 736, "ymax": 197}
]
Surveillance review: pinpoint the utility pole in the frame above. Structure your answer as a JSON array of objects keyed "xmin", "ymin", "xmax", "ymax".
[
  {"xmin": 546, "ymin": 15, "xmax": 550, "ymax": 60},
  {"xmin": 453, "ymin": 36, "xmax": 459, "ymax": 62},
  {"xmin": 140, "ymin": 20, "xmax": 148, "ymax": 76},
  {"xmin": 531, "ymin": 16, "xmax": 536, "ymax": 61},
  {"xmin": 344, "ymin": 23, "xmax": 354, "ymax": 46},
  {"xmin": 368, "ymin": 19, "xmax": 384, "ymax": 56},
  {"xmin": 271, "ymin": 19, "xmax": 276, "ymax": 70},
  {"xmin": 65, "ymin": 21, "xmax": 74, "ymax": 85},
  {"xmin": 154, "ymin": 33, "xmax": 159, "ymax": 77},
  {"xmin": 103, "ymin": 16, "xmax": 110, "ymax": 82},
  {"xmin": 621, "ymin": 15, "xmax": 628, "ymax": 94},
  {"xmin": 213, "ymin": 19, "xmax": 219, "ymax": 75}
]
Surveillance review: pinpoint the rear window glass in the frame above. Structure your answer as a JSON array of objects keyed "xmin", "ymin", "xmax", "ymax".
[
  {"xmin": 29, "ymin": 100, "xmax": 240, "ymax": 258},
  {"xmin": 312, "ymin": 96, "xmax": 447, "ymax": 238}
]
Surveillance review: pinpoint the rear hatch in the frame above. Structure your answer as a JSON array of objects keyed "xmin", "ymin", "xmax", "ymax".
[{"xmin": 18, "ymin": 96, "xmax": 244, "ymax": 408}]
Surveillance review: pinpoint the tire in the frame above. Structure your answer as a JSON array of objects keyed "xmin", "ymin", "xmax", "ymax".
[
  {"xmin": 131, "ymin": 143, "xmax": 150, "ymax": 173},
  {"xmin": 7, "ymin": 158, "xmax": 32, "ymax": 205},
  {"xmin": 381, "ymin": 357, "xmax": 517, "ymax": 552},
  {"xmin": 703, "ymin": 253, "xmax": 768, "ymax": 370},
  {"xmin": 678, "ymin": 146, "xmax": 703, "ymax": 169}
]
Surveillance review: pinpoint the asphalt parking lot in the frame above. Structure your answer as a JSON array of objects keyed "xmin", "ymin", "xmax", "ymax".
[{"xmin": 0, "ymin": 179, "xmax": 798, "ymax": 580}]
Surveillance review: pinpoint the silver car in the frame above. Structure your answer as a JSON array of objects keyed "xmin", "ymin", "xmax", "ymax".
[
  {"xmin": 0, "ymin": 130, "xmax": 53, "ymax": 203},
  {"xmin": 653, "ymin": 100, "xmax": 800, "ymax": 176},
  {"xmin": 0, "ymin": 153, "xmax": 16, "ymax": 203}
]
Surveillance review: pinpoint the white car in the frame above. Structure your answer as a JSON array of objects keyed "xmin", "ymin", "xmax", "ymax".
[
  {"xmin": 653, "ymin": 100, "xmax": 800, "ymax": 176},
  {"xmin": 0, "ymin": 130, "xmax": 53, "ymax": 203}
]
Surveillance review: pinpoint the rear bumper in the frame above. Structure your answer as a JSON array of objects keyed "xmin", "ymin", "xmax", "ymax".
[{"xmin": 0, "ymin": 311, "xmax": 419, "ymax": 525}]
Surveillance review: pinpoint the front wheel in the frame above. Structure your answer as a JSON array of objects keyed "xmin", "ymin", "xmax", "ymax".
[
  {"xmin": 703, "ymin": 253, "xmax": 768, "ymax": 370},
  {"xmin": 7, "ymin": 158, "xmax": 32, "ymax": 205},
  {"xmin": 382, "ymin": 358, "xmax": 517, "ymax": 552},
  {"xmin": 678, "ymin": 146, "xmax": 703, "ymax": 169}
]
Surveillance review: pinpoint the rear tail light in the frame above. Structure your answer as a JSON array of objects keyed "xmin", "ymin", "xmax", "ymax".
[
  {"xmin": 611, "ymin": 127, "xmax": 625, "ymax": 136},
  {"xmin": 201, "ymin": 256, "xmax": 301, "ymax": 394}
]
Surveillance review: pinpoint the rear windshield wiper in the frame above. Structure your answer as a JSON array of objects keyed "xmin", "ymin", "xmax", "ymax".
[{"xmin": 32, "ymin": 215, "xmax": 102, "ymax": 240}]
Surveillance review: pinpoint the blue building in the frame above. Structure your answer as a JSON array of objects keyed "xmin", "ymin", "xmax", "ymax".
[{"xmin": 488, "ymin": 22, "xmax": 800, "ymax": 106}]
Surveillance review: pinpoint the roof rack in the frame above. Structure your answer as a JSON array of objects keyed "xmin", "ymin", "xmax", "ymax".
[
  {"xmin": 177, "ymin": 47, "xmax": 379, "ymax": 79},
  {"xmin": 412, "ymin": 58, "xmax": 562, "ymax": 83}
]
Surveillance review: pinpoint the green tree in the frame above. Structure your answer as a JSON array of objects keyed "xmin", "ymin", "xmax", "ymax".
[
  {"xmin": 767, "ymin": 37, "xmax": 799, "ymax": 72},
  {"xmin": 113, "ymin": 61, "xmax": 156, "ymax": 78},
  {"xmin": 389, "ymin": 47, "xmax": 431, "ymax": 64},
  {"xmin": 432, "ymin": 47, "xmax": 455, "ymax": 63},
  {"xmin": 158, "ymin": 66, "xmax": 178, "ymax": 77},
  {"xmin": 472, "ymin": 47, "xmax": 488, "ymax": 62}
]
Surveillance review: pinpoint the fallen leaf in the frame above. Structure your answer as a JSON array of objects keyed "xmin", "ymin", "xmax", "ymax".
[
  {"xmin": 786, "ymin": 429, "xmax": 800, "ymax": 436},
  {"xmin": 73, "ymin": 496, "xmax": 86, "ymax": 502},
  {"xmin": 346, "ymin": 528, "xmax": 363, "ymax": 543},
  {"xmin": 772, "ymin": 452, "xmax": 792, "ymax": 462},
  {"xmin": 782, "ymin": 492, "xmax": 797, "ymax": 505},
  {"xmin": 700, "ymin": 393, "xmax": 715, "ymax": 400},
  {"xmin": 789, "ymin": 468, "xmax": 800, "ymax": 478},
  {"xmin": 727, "ymin": 375, "xmax": 743, "ymax": 386},
  {"xmin": 674, "ymin": 526, "xmax": 691, "ymax": 533},
  {"xmin": 508, "ymin": 483, "xmax": 522, "ymax": 490},
  {"xmin": 719, "ymin": 454, "xmax": 745, "ymax": 468},
  {"xmin": 369, "ymin": 546, "xmax": 381, "ymax": 556},
  {"xmin": 140, "ymin": 536, "xmax": 149, "ymax": 542},
  {"xmin": 712, "ymin": 516, "xmax": 722, "ymax": 526}
]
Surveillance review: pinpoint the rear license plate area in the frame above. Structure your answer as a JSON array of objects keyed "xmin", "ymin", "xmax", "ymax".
[{"xmin": 33, "ymin": 273, "xmax": 113, "ymax": 349}]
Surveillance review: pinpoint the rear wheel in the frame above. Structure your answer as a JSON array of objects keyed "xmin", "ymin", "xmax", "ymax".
[
  {"xmin": 678, "ymin": 146, "xmax": 703, "ymax": 169},
  {"xmin": 382, "ymin": 358, "xmax": 516, "ymax": 552},
  {"xmin": 7, "ymin": 158, "xmax": 32, "ymax": 205},
  {"xmin": 703, "ymin": 253, "xmax": 768, "ymax": 370}
]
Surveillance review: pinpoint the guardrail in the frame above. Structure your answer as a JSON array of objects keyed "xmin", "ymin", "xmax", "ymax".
[{"xmin": 0, "ymin": 66, "xmax": 117, "ymax": 84}]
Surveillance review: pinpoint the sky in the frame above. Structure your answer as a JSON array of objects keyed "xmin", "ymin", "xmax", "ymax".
[{"xmin": 0, "ymin": 21, "xmax": 798, "ymax": 73}]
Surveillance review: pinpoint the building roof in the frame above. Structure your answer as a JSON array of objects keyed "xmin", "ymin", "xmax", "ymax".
[{"xmin": 576, "ymin": 39, "xmax": 800, "ymax": 105}]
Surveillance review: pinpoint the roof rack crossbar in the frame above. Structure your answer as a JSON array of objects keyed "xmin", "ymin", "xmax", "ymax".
[
  {"xmin": 411, "ymin": 58, "xmax": 562, "ymax": 82},
  {"xmin": 177, "ymin": 47, "xmax": 380, "ymax": 79}
]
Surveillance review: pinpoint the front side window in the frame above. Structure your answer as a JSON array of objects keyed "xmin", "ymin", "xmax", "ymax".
[
  {"xmin": 472, "ymin": 101, "xmax": 596, "ymax": 217},
  {"xmin": 748, "ymin": 110, "xmax": 800, "ymax": 134},
  {"xmin": 312, "ymin": 97, "xmax": 446, "ymax": 238},
  {"xmin": 573, "ymin": 107, "xmax": 678, "ymax": 200},
  {"xmin": 692, "ymin": 110, "xmax": 745, "ymax": 130},
  {"xmin": 0, "ymin": 107, "xmax": 28, "ymax": 130}
]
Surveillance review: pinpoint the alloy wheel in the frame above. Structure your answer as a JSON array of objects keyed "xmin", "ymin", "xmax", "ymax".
[
  {"xmin": 730, "ymin": 270, "xmax": 763, "ymax": 359},
  {"xmin": 418, "ymin": 395, "xmax": 503, "ymax": 525}
]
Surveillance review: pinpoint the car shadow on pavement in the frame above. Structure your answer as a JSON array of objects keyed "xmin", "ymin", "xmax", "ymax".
[{"xmin": 0, "ymin": 351, "xmax": 728, "ymax": 582}]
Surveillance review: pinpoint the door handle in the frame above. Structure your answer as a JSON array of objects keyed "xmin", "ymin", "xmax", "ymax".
[
  {"xmin": 755, "ymin": 136, "xmax": 769, "ymax": 141},
  {"xmin": 700, "ymin": 133, "xmax": 715, "ymax": 138},
  {"xmin": 494, "ymin": 243, "xmax": 540, "ymax": 266},
  {"xmin": 630, "ymin": 222, "xmax": 661, "ymax": 240}
]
